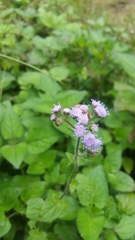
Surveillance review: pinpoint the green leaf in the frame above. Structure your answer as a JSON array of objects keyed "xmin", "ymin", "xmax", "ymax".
[
  {"xmin": 54, "ymin": 222, "xmax": 80, "ymax": 240},
  {"xmin": 1, "ymin": 107, "xmax": 23, "ymax": 139},
  {"xmin": 18, "ymin": 72, "xmax": 41, "ymax": 86},
  {"xmin": 26, "ymin": 198, "xmax": 44, "ymax": 221},
  {"xmin": 112, "ymin": 53, "xmax": 135, "ymax": 78},
  {"xmin": 116, "ymin": 193, "xmax": 135, "ymax": 215},
  {"xmin": 115, "ymin": 215, "xmax": 135, "ymax": 239},
  {"xmin": 0, "ymin": 187, "xmax": 21, "ymax": 211},
  {"xmin": 98, "ymin": 128, "xmax": 112, "ymax": 144},
  {"xmin": 75, "ymin": 174, "xmax": 94, "ymax": 206},
  {"xmin": 25, "ymin": 125, "xmax": 61, "ymax": 154},
  {"xmin": 0, "ymin": 71, "xmax": 15, "ymax": 89},
  {"xmin": 0, "ymin": 218, "xmax": 11, "ymax": 238},
  {"xmin": 21, "ymin": 181, "xmax": 45, "ymax": 202},
  {"xmin": 27, "ymin": 150, "xmax": 56, "ymax": 174},
  {"xmin": 1, "ymin": 143, "xmax": 27, "ymax": 168},
  {"xmin": 38, "ymin": 74, "xmax": 62, "ymax": 101},
  {"xmin": 77, "ymin": 209, "xmax": 104, "ymax": 240},
  {"xmin": 104, "ymin": 150, "xmax": 122, "ymax": 173},
  {"xmin": 104, "ymin": 230, "xmax": 118, "ymax": 240},
  {"xmin": 87, "ymin": 166, "xmax": 109, "ymax": 209},
  {"xmin": 114, "ymin": 81, "xmax": 135, "ymax": 94},
  {"xmin": 0, "ymin": 206, "xmax": 5, "ymax": 225},
  {"xmin": 114, "ymin": 90, "xmax": 135, "ymax": 112},
  {"xmin": 104, "ymin": 109, "xmax": 123, "ymax": 128},
  {"xmin": 27, "ymin": 194, "xmax": 70, "ymax": 223},
  {"xmin": 38, "ymin": 8, "xmax": 67, "ymax": 28},
  {"xmin": 27, "ymin": 229, "xmax": 47, "ymax": 240},
  {"xmin": 49, "ymin": 66, "xmax": 69, "ymax": 81},
  {"xmin": 22, "ymin": 98, "xmax": 53, "ymax": 114},
  {"xmin": 104, "ymin": 196, "xmax": 119, "ymax": 228},
  {"xmin": 57, "ymin": 90, "xmax": 87, "ymax": 108},
  {"xmin": 122, "ymin": 157, "xmax": 134, "ymax": 174},
  {"xmin": 110, "ymin": 171, "xmax": 135, "ymax": 192}
]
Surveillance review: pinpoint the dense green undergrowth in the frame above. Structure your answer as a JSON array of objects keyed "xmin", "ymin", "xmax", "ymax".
[{"xmin": 0, "ymin": 0, "xmax": 135, "ymax": 239}]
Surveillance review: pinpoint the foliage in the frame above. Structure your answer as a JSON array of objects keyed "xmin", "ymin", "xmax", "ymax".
[{"xmin": 0, "ymin": 0, "xmax": 135, "ymax": 239}]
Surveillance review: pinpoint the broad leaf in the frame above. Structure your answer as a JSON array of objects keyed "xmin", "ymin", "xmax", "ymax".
[
  {"xmin": 27, "ymin": 194, "xmax": 70, "ymax": 223},
  {"xmin": 25, "ymin": 123, "xmax": 61, "ymax": 154},
  {"xmin": 54, "ymin": 222, "xmax": 80, "ymax": 240},
  {"xmin": 0, "ymin": 187, "xmax": 21, "ymax": 211},
  {"xmin": 75, "ymin": 174, "xmax": 94, "ymax": 206},
  {"xmin": 57, "ymin": 90, "xmax": 87, "ymax": 108},
  {"xmin": 77, "ymin": 209, "xmax": 104, "ymax": 240},
  {"xmin": 1, "ymin": 143, "xmax": 27, "ymax": 168},
  {"xmin": 49, "ymin": 66, "xmax": 69, "ymax": 81},
  {"xmin": 112, "ymin": 53, "xmax": 135, "ymax": 79},
  {"xmin": 0, "ymin": 218, "xmax": 11, "ymax": 238},
  {"xmin": 21, "ymin": 181, "xmax": 45, "ymax": 202},
  {"xmin": 27, "ymin": 150, "xmax": 56, "ymax": 174},
  {"xmin": 104, "ymin": 230, "xmax": 118, "ymax": 240},
  {"xmin": 114, "ymin": 90, "xmax": 135, "ymax": 112},
  {"xmin": 87, "ymin": 166, "xmax": 109, "ymax": 209},
  {"xmin": 110, "ymin": 171, "xmax": 135, "ymax": 192},
  {"xmin": 27, "ymin": 229, "xmax": 47, "ymax": 240},
  {"xmin": 116, "ymin": 193, "xmax": 135, "ymax": 215},
  {"xmin": 115, "ymin": 215, "xmax": 135, "ymax": 239},
  {"xmin": 1, "ymin": 107, "xmax": 23, "ymax": 139},
  {"xmin": 104, "ymin": 150, "xmax": 122, "ymax": 173}
]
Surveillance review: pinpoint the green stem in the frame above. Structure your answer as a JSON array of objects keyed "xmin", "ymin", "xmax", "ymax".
[
  {"xmin": 60, "ymin": 137, "xmax": 80, "ymax": 199},
  {"xmin": 0, "ymin": 53, "xmax": 56, "ymax": 80}
]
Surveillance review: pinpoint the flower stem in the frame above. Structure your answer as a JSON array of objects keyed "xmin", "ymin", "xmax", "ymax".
[{"xmin": 60, "ymin": 137, "xmax": 80, "ymax": 199}]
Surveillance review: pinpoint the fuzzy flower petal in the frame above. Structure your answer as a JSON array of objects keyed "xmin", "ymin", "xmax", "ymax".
[
  {"xmin": 95, "ymin": 105, "xmax": 109, "ymax": 118},
  {"xmin": 50, "ymin": 114, "xmax": 56, "ymax": 121},
  {"xmin": 63, "ymin": 108, "xmax": 70, "ymax": 114},
  {"xmin": 77, "ymin": 113, "xmax": 89, "ymax": 125},
  {"xmin": 91, "ymin": 123, "xmax": 98, "ymax": 132},
  {"xmin": 79, "ymin": 104, "xmax": 89, "ymax": 113},
  {"xmin": 82, "ymin": 133, "xmax": 102, "ymax": 152},
  {"xmin": 74, "ymin": 124, "xmax": 86, "ymax": 137},
  {"xmin": 91, "ymin": 99, "xmax": 109, "ymax": 118},
  {"xmin": 91, "ymin": 99, "xmax": 101, "ymax": 107},
  {"xmin": 70, "ymin": 106, "xmax": 82, "ymax": 119},
  {"xmin": 52, "ymin": 103, "xmax": 62, "ymax": 113}
]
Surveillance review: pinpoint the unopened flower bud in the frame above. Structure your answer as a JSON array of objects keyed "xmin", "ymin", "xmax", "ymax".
[{"xmin": 55, "ymin": 117, "xmax": 63, "ymax": 126}]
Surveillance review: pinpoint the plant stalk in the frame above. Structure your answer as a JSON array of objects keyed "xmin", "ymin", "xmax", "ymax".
[{"xmin": 60, "ymin": 137, "xmax": 80, "ymax": 199}]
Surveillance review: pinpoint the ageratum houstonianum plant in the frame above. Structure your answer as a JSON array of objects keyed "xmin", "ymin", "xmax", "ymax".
[{"xmin": 50, "ymin": 100, "xmax": 109, "ymax": 199}]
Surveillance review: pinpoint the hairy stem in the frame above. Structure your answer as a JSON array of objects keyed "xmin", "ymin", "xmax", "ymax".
[{"xmin": 60, "ymin": 137, "xmax": 80, "ymax": 199}]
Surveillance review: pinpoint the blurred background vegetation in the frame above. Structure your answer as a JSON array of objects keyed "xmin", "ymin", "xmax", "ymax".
[{"xmin": 0, "ymin": 0, "xmax": 135, "ymax": 239}]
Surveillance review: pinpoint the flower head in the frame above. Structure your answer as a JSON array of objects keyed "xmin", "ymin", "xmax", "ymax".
[
  {"xmin": 70, "ymin": 106, "xmax": 82, "ymax": 119},
  {"xmin": 79, "ymin": 104, "xmax": 89, "ymax": 113},
  {"xmin": 82, "ymin": 133, "xmax": 102, "ymax": 152},
  {"xmin": 52, "ymin": 103, "xmax": 62, "ymax": 113},
  {"xmin": 50, "ymin": 114, "xmax": 56, "ymax": 121},
  {"xmin": 77, "ymin": 113, "xmax": 89, "ymax": 125},
  {"xmin": 91, "ymin": 99, "xmax": 109, "ymax": 118},
  {"xmin": 63, "ymin": 108, "xmax": 70, "ymax": 114},
  {"xmin": 74, "ymin": 124, "xmax": 86, "ymax": 137},
  {"xmin": 91, "ymin": 123, "xmax": 98, "ymax": 132}
]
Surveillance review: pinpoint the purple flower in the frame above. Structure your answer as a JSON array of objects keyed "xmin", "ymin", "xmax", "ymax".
[
  {"xmin": 77, "ymin": 113, "xmax": 89, "ymax": 125},
  {"xmin": 82, "ymin": 133, "xmax": 102, "ymax": 152},
  {"xmin": 52, "ymin": 103, "xmax": 62, "ymax": 113},
  {"xmin": 63, "ymin": 108, "xmax": 70, "ymax": 114},
  {"xmin": 91, "ymin": 99, "xmax": 109, "ymax": 118},
  {"xmin": 91, "ymin": 123, "xmax": 98, "ymax": 132},
  {"xmin": 50, "ymin": 114, "xmax": 56, "ymax": 121},
  {"xmin": 91, "ymin": 99, "xmax": 101, "ymax": 107},
  {"xmin": 79, "ymin": 104, "xmax": 89, "ymax": 113},
  {"xmin": 74, "ymin": 124, "xmax": 86, "ymax": 137},
  {"xmin": 70, "ymin": 106, "xmax": 82, "ymax": 119}
]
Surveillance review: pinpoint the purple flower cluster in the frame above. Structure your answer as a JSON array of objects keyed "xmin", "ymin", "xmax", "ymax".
[{"xmin": 50, "ymin": 100, "xmax": 109, "ymax": 153}]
